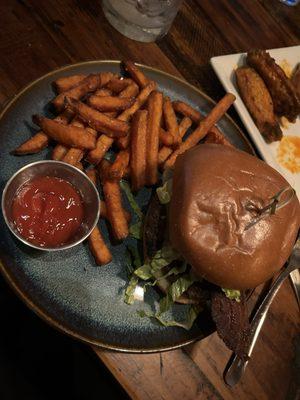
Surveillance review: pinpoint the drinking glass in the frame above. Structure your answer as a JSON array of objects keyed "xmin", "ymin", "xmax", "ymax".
[
  {"xmin": 279, "ymin": 0, "xmax": 300, "ymax": 5},
  {"xmin": 102, "ymin": 0, "xmax": 183, "ymax": 43}
]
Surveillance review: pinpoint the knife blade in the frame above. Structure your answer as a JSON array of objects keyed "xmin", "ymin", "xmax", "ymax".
[{"xmin": 289, "ymin": 269, "xmax": 300, "ymax": 308}]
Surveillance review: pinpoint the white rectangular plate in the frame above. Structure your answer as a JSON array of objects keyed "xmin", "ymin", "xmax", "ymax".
[{"xmin": 211, "ymin": 46, "xmax": 300, "ymax": 200}]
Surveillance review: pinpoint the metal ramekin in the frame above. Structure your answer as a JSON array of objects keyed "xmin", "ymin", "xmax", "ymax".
[{"xmin": 1, "ymin": 160, "xmax": 100, "ymax": 251}]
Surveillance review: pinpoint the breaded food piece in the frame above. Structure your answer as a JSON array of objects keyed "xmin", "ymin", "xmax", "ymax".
[
  {"xmin": 291, "ymin": 63, "xmax": 300, "ymax": 100},
  {"xmin": 247, "ymin": 50, "xmax": 300, "ymax": 122},
  {"xmin": 236, "ymin": 66, "xmax": 282, "ymax": 142}
]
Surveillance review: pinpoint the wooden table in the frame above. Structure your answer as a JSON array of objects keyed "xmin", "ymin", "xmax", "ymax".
[{"xmin": 1, "ymin": 1, "xmax": 299, "ymax": 399}]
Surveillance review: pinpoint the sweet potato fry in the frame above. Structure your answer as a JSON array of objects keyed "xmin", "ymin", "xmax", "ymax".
[
  {"xmin": 95, "ymin": 88, "xmax": 113, "ymax": 97},
  {"xmin": 203, "ymin": 130, "xmax": 233, "ymax": 147},
  {"xmin": 13, "ymin": 132, "xmax": 49, "ymax": 155},
  {"xmin": 100, "ymin": 200, "xmax": 131, "ymax": 222},
  {"xmin": 172, "ymin": 100, "xmax": 223, "ymax": 138},
  {"xmin": 52, "ymin": 74, "xmax": 101, "ymax": 111},
  {"xmin": 87, "ymin": 134, "xmax": 114, "ymax": 165},
  {"xmin": 178, "ymin": 116, "xmax": 193, "ymax": 137},
  {"xmin": 52, "ymin": 144, "xmax": 68, "ymax": 160},
  {"xmin": 108, "ymin": 150, "xmax": 130, "ymax": 181},
  {"xmin": 88, "ymin": 95, "xmax": 134, "ymax": 112},
  {"xmin": 158, "ymin": 117, "xmax": 192, "ymax": 165},
  {"xmin": 94, "ymin": 88, "xmax": 116, "ymax": 117},
  {"xmin": 62, "ymin": 148, "xmax": 84, "ymax": 165},
  {"xmin": 163, "ymin": 96, "xmax": 180, "ymax": 144},
  {"xmin": 98, "ymin": 159, "xmax": 112, "ymax": 181},
  {"xmin": 172, "ymin": 101, "xmax": 202, "ymax": 123},
  {"xmin": 99, "ymin": 161, "xmax": 129, "ymax": 240},
  {"xmin": 66, "ymin": 97, "xmax": 129, "ymax": 137},
  {"xmin": 88, "ymin": 227, "xmax": 112, "ymax": 265},
  {"xmin": 86, "ymin": 168, "xmax": 98, "ymax": 186},
  {"xmin": 116, "ymin": 81, "xmax": 157, "ymax": 149},
  {"xmin": 53, "ymin": 74, "xmax": 86, "ymax": 93},
  {"xmin": 106, "ymin": 78, "xmax": 134, "ymax": 93},
  {"xmin": 33, "ymin": 115, "xmax": 96, "ymax": 150},
  {"xmin": 13, "ymin": 109, "xmax": 74, "ymax": 155},
  {"xmin": 75, "ymin": 162, "xmax": 83, "ymax": 170},
  {"xmin": 70, "ymin": 117, "xmax": 85, "ymax": 128},
  {"xmin": 118, "ymin": 81, "xmax": 157, "ymax": 122},
  {"xmin": 99, "ymin": 72, "xmax": 118, "ymax": 87},
  {"xmin": 61, "ymin": 118, "xmax": 86, "ymax": 165},
  {"xmin": 164, "ymin": 93, "xmax": 236, "ymax": 169},
  {"xmin": 146, "ymin": 91, "xmax": 163, "ymax": 185},
  {"xmin": 123, "ymin": 165, "xmax": 130, "ymax": 180},
  {"xmin": 159, "ymin": 128, "xmax": 175, "ymax": 147},
  {"xmin": 100, "ymin": 200, "xmax": 107, "ymax": 218},
  {"xmin": 86, "ymin": 127, "xmax": 97, "ymax": 138},
  {"xmin": 123, "ymin": 61, "xmax": 149, "ymax": 88},
  {"xmin": 119, "ymin": 82, "xmax": 139, "ymax": 98},
  {"xmin": 130, "ymin": 110, "xmax": 148, "ymax": 191},
  {"xmin": 103, "ymin": 181, "xmax": 129, "ymax": 240}
]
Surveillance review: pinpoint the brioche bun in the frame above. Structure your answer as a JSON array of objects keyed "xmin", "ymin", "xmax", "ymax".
[{"xmin": 169, "ymin": 144, "xmax": 300, "ymax": 289}]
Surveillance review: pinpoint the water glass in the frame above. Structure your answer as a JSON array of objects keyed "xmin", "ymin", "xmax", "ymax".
[
  {"xmin": 102, "ymin": 0, "xmax": 183, "ymax": 43},
  {"xmin": 279, "ymin": 0, "xmax": 300, "ymax": 5}
]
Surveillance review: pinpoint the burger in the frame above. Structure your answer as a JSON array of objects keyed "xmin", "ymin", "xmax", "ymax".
[
  {"xmin": 140, "ymin": 144, "xmax": 299, "ymax": 357},
  {"xmin": 169, "ymin": 144, "xmax": 299, "ymax": 290}
]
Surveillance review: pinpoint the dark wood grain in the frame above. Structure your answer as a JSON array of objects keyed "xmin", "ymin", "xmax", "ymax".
[{"xmin": 1, "ymin": 1, "xmax": 299, "ymax": 399}]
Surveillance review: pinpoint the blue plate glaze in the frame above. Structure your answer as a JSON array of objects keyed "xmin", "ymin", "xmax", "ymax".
[{"xmin": 0, "ymin": 61, "xmax": 254, "ymax": 352}]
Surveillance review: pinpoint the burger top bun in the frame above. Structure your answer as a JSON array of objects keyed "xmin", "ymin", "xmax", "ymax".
[{"xmin": 169, "ymin": 144, "xmax": 300, "ymax": 290}]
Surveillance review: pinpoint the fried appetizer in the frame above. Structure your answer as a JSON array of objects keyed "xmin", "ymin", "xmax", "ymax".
[
  {"xmin": 247, "ymin": 49, "xmax": 300, "ymax": 122},
  {"xmin": 236, "ymin": 66, "xmax": 282, "ymax": 143},
  {"xmin": 291, "ymin": 63, "xmax": 300, "ymax": 100}
]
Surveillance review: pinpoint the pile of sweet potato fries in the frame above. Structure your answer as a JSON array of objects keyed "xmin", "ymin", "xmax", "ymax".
[{"xmin": 13, "ymin": 61, "xmax": 235, "ymax": 265}]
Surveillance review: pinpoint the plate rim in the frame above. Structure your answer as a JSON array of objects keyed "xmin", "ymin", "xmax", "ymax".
[{"xmin": 0, "ymin": 60, "xmax": 255, "ymax": 353}]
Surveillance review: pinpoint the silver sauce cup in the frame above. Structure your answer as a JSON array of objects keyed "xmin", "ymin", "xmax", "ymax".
[{"xmin": 1, "ymin": 160, "xmax": 100, "ymax": 251}]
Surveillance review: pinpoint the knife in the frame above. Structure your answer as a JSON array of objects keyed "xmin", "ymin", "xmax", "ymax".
[
  {"xmin": 224, "ymin": 239, "xmax": 300, "ymax": 387},
  {"xmin": 289, "ymin": 269, "xmax": 300, "ymax": 308}
]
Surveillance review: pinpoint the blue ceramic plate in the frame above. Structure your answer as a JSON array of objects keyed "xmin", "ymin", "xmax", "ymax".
[{"xmin": 0, "ymin": 61, "xmax": 254, "ymax": 352}]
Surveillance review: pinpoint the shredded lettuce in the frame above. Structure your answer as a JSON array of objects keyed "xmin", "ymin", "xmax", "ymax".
[
  {"xmin": 156, "ymin": 179, "xmax": 172, "ymax": 204},
  {"xmin": 158, "ymin": 262, "xmax": 187, "ymax": 280},
  {"xmin": 133, "ymin": 246, "xmax": 180, "ymax": 281},
  {"xmin": 159, "ymin": 274, "xmax": 197, "ymax": 314},
  {"xmin": 124, "ymin": 276, "xmax": 139, "ymax": 305},
  {"xmin": 120, "ymin": 180, "xmax": 144, "ymax": 240},
  {"xmin": 138, "ymin": 304, "xmax": 202, "ymax": 330},
  {"xmin": 222, "ymin": 288, "xmax": 241, "ymax": 302},
  {"xmin": 137, "ymin": 273, "xmax": 201, "ymax": 330},
  {"xmin": 134, "ymin": 264, "xmax": 153, "ymax": 280},
  {"xmin": 120, "ymin": 180, "xmax": 143, "ymax": 219},
  {"xmin": 125, "ymin": 249, "xmax": 134, "ymax": 276},
  {"xmin": 126, "ymin": 245, "xmax": 200, "ymax": 330},
  {"xmin": 129, "ymin": 220, "xmax": 143, "ymax": 240},
  {"xmin": 126, "ymin": 245, "xmax": 142, "ymax": 269}
]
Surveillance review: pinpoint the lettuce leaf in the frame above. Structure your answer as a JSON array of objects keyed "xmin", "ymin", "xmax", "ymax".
[
  {"xmin": 129, "ymin": 220, "xmax": 143, "ymax": 240},
  {"xmin": 138, "ymin": 304, "xmax": 201, "ymax": 330},
  {"xmin": 124, "ymin": 276, "xmax": 139, "ymax": 305},
  {"xmin": 134, "ymin": 264, "xmax": 153, "ymax": 280},
  {"xmin": 159, "ymin": 274, "xmax": 197, "ymax": 314},
  {"xmin": 159, "ymin": 262, "xmax": 187, "ymax": 280},
  {"xmin": 156, "ymin": 179, "xmax": 172, "ymax": 204},
  {"xmin": 222, "ymin": 288, "xmax": 241, "ymax": 302},
  {"xmin": 133, "ymin": 246, "xmax": 180, "ymax": 282},
  {"xmin": 120, "ymin": 180, "xmax": 143, "ymax": 219},
  {"xmin": 150, "ymin": 246, "xmax": 179, "ymax": 272}
]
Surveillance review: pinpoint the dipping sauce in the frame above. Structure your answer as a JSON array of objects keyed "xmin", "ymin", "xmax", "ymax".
[{"xmin": 12, "ymin": 176, "xmax": 84, "ymax": 248}]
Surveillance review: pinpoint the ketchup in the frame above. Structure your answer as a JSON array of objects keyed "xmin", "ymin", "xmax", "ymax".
[{"xmin": 12, "ymin": 176, "xmax": 84, "ymax": 248}]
